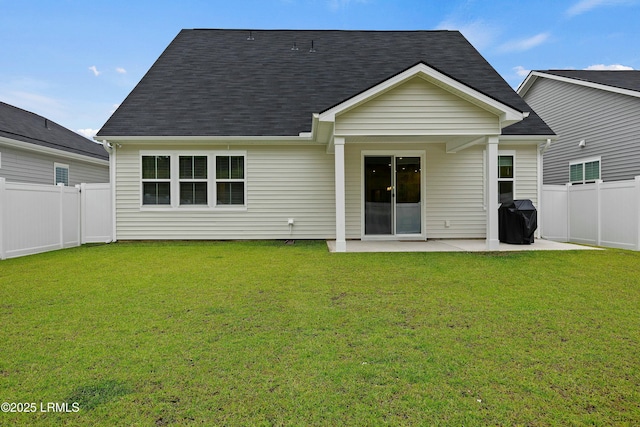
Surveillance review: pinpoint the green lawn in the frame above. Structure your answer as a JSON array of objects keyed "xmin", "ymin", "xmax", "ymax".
[{"xmin": 1, "ymin": 241, "xmax": 639, "ymax": 426}]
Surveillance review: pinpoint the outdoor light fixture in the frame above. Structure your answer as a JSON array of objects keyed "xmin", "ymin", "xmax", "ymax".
[{"xmin": 578, "ymin": 139, "xmax": 586, "ymax": 147}]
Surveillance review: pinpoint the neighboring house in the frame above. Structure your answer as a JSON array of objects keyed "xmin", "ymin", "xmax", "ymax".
[
  {"xmin": 0, "ymin": 101, "xmax": 109, "ymax": 186},
  {"xmin": 96, "ymin": 29, "xmax": 554, "ymax": 251},
  {"xmin": 518, "ymin": 70, "xmax": 640, "ymax": 185}
]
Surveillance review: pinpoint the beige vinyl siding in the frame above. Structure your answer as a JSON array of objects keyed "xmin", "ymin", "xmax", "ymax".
[
  {"xmin": 524, "ymin": 77, "xmax": 640, "ymax": 184},
  {"xmin": 424, "ymin": 144, "xmax": 486, "ymax": 238},
  {"xmin": 335, "ymin": 77, "xmax": 500, "ymax": 137},
  {"xmin": 506, "ymin": 144, "xmax": 538, "ymax": 204},
  {"xmin": 115, "ymin": 144, "xmax": 335, "ymax": 240},
  {"xmin": 0, "ymin": 144, "xmax": 108, "ymax": 185},
  {"xmin": 344, "ymin": 142, "xmax": 539, "ymax": 239}
]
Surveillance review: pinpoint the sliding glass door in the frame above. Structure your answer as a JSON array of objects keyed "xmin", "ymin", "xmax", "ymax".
[
  {"xmin": 364, "ymin": 156, "xmax": 393, "ymax": 235},
  {"xmin": 364, "ymin": 155, "xmax": 422, "ymax": 237}
]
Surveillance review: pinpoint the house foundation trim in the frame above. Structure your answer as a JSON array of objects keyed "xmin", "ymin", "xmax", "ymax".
[
  {"xmin": 334, "ymin": 137, "xmax": 347, "ymax": 252},
  {"xmin": 486, "ymin": 136, "xmax": 499, "ymax": 250}
]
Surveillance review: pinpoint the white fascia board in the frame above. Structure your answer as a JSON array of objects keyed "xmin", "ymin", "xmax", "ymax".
[
  {"xmin": 520, "ymin": 71, "xmax": 640, "ymax": 99},
  {"xmin": 318, "ymin": 63, "xmax": 527, "ymax": 125},
  {"xmin": 95, "ymin": 134, "xmax": 322, "ymax": 145},
  {"xmin": 516, "ymin": 71, "xmax": 539, "ymax": 96},
  {"xmin": 0, "ymin": 136, "xmax": 109, "ymax": 166}
]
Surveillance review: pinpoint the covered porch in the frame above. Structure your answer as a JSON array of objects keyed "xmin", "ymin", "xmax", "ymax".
[{"xmin": 319, "ymin": 63, "xmax": 537, "ymax": 253}]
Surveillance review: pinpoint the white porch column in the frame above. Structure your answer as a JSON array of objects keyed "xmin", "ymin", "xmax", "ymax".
[
  {"xmin": 334, "ymin": 137, "xmax": 347, "ymax": 252},
  {"xmin": 486, "ymin": 136, "xmax": 499, "ymax": 250}
]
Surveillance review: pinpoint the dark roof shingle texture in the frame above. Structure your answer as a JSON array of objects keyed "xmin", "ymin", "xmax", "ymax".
[
  {"xmin": 98, "ymin": 29, "xmax": 552, "ymax": 137},
  {"xmin": 0, "ymin": 102, "xmax": 108, "ymax": 160}
]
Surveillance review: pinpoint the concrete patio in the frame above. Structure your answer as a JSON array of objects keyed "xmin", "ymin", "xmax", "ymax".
[{"xmin": 326, "ymin": 239, "xmax": 600, "ymax": 253}]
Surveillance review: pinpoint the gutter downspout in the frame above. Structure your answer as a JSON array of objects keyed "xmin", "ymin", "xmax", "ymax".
[{"xmin": 101, "ymin": 140, "xmax": 117, "ymax": 243}]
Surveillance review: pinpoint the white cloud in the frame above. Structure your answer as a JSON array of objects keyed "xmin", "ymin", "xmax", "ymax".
[
  {"xmin": 88, "ymin": 65, "xmax": 101, "ymax": 76},
  {"xmin": 76, "ymin": 128, "xmax": 99, "ymax": 139},
  {"xmin": 566, "ymin": 0, "xmax": 636, "ymax": 16},
  {"xmin": 584, "ymin": 63, "xmax": 634, "ymax": 70},
  {"xmin": 514, "ymin": 66, "xmax": 531, "ymax": 77},
  {"xmin": 116, "ymin": 67, "xmax": 127, "ymax": 74},
  {"xmin": 435, "ymin": 18, "xmax": 500, "ymax": 50},
  {"xmin": 498, "ymin": 32, "xmax": 551, "ymax": 53}
]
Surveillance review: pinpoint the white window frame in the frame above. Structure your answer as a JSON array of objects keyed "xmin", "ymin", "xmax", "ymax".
[
  {"xmin": 141, "ymin": 154, "xmax": 172, "ymax": 205},
  {"xmin": 179, "ymin": 155, "xmax": 209, "ymax": 206},
  {"xmin": 140, "ymin": 151, "xmax": 247, "ymax": 211},
  {"xmin": 214, "ymin": 154, "xmax": 247, "ymax": 207},
  {"xmin": 498, "ymin": 151, "xmax": 516, "ymax": 203},
  {"xmin": 569, "ymin": 156, "xmax": 601, "ymax": 184},
  {"xmin": 54, "ymin": 162, "xmax": 69, "ymax": 186}
]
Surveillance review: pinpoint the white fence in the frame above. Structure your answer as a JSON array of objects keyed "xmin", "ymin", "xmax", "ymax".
[
  {"xmin": 541, "ymin": 176, "xmax": 640, "ymax": 250},
  {"xmin": 0, "ymin": 178, "xmax": 111, "ymax": 260}
]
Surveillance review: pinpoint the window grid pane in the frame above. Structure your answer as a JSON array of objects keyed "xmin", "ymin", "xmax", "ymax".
[
  {"xmin": 231, "ymin": 156, "xmax": 244, "ymax": 179},
  {"xmin": 585, "ymin": 161, "xmax": 599, "ymax": 181},
  {"xmin": 216, "ymin": 182, "xmax": 244, "ymax": 205},
  {"xmin": 143, "ymin": 182, "xmax": 171, "ymax": 205},
  {"xmin": 142, "ymin": 156, "xmax": 156, "ymax": 179},
  {"xmin": 216, "ymin": 156, "xmax": 230, "ymax": 180},
  {"xmin": 156, "ymin": 156, "xmax": 170, "ymax": 179},
  {"xmin": 498, "ymin": 156, "xmax": 513, "ymax": 179},
  {"xmin": 180, "ymin": 182, "xmax": 208, "ymax": 205},
  {"xmin": 180, "ymin": 156, "xmax": 208, "ymax": 179},
  {"xmin": 55, "ymin": 167, "xmax": 69, "ymax": 186},
  {"xmin": 570, "ymin": 163, "xmax": 584, "ymax": 182},
  {"xmin": 498, "ymin": 181, "xmax": 513, "ymax": 204}
]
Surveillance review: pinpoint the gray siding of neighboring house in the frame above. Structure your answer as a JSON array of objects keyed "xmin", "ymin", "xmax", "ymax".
[
  {"xmin": 523, "ymin": 77, "xmax": 640, "ymax": 184},
  {"xmin": 0, "ymin": 145, "xmax": 109, "ymax": 185}
]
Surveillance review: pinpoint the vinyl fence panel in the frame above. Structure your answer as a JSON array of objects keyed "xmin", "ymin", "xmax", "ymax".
[
  {"xmin": 541, "ymin": 184, "xmax": 568, "ymax": 242},
  {"xmin": 541, "ymin": 176, "xmax": 640, "ymax": 250},
  {"xmin": 0, "ymin": 178, "xmax": 80, "ymax": 259}
]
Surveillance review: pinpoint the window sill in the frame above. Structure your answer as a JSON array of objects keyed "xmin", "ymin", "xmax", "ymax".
[{"xmin": 140, "ymin": 206, "xmax": 248, "ymax": 212}]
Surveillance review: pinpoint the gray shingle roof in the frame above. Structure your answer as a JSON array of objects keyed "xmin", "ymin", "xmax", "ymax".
[
  {"xmin": 0, "ymin": 102, "xmax": 108, "ymax": 160},
  {"xmin": 98, "ymin": 29, "xmax": 553, "ymax": 138},
  {"xmin": 540, "ymin": 70, "xmax": 640, "ymax": 93}
]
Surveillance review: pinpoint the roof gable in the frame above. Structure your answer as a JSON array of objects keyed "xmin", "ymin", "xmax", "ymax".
[
  {"xmin": 320, "ymin": 62, "xmax": 526, "ymax": 127},
  {"xmin": 0, "ymin": 102, "xmax": 108, "ymax": 160},
  {"xmin": 97, "ymin": 29, "xmax": 553, "ymax": 138}
]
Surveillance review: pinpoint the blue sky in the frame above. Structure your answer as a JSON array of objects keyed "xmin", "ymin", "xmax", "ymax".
[{"xmin": 1, "ymin": 0, "xmax": 638, "ymax": 138}]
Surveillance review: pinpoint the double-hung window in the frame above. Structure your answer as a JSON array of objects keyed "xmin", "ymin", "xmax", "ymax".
[
  {"xmin": 142, "ymin": 155, "xmax": 171, "ymax": 205},
  {"xmin": 179, "ymin": 156, "xmax": 208, "ymax": 205},
  {"xmin": 54, "ymin": 163, "xmax": 69, "ymax": 186},
  {"xmin": 141, "ymin": 153, "xmax": 246, "ymax": 208},
  {"xmin": 216, "ymin": 155, "xmax": 245, "ymax": 205},
  {"xmin": 570, "ymin": 158, "xmax": 600, "ymax": 184},
  {"xmin": 498, "ymin": 154, "xmax": 514, "ymax": 204}
]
